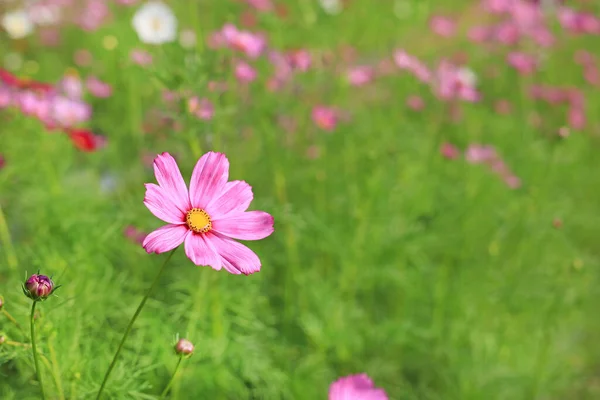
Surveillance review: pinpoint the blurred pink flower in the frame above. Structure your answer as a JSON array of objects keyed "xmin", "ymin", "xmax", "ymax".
[
  {"xmin": 58, "ymin": 73, "xmax": 84, "ymax": 99},
  {"xmin": 130, "ymin": 49, "xmax": 153, "ymax": 66},
  {"xmin": 51, "ymin": 96, "xmax": 92, "ymax": 127},
  {"xmin": 406, "ymin": 95, "xmax": 425, "ymax": 111},
  {"xmin": 441, "ymin": 142, "xmax": 460, "ymax": 159},
  {"xmin": 287, "ymin": 49, "xmax": 311, "ymax": 72},
  {"xmin": 246, "ymin": 0, "xmax": 273, "ymax": 12},
  {"xmin": 312, "ymin": 106, "xmax": 338, "ymax": 131},
  {"xmin": 574, "ymin": 50, "xmax": 594, "ymax": 66},
  {"xmin": 86, "ymin": 76, "xmax": 112, "ymax": 98},
  {"xmin": 235, "ymin": 61, "xmax": 257, "ymax": 83},
  {"xmin": 39, "ymin": 28, "xmax": 61, "ymax": 46},
  {"xmin": 142, "ymin": 152, "xmax": 274, "ymax": 274},
  {"xmin": 77, "ymin": 0, "xmax": 111, "ymax": 31},
  {"xmin": 393, "ymin": 50, "xmax": 432, "ymax": 83},
  {"xmin": 510, "ymin": 1, "xmax": 543, "ymax": 30},
  {"xmin": 465, "ymin": 144, "xmax": 497, "ymax": 164},
  {"xmin": 74, "ymin": 49, "xmax": 93, "ymax": 66},
  {"xmin": 434, "ymin": 61, "xmax": 480, "ymax": 102},
  {"xmin": 329, "ymin": 374, "xmax": 388, "ymax": 400},
  {"xmin": 530, "ymin": 26, "xmax": 554, "ymax": 47},
  {"xmin": 568, "ymin": 107, "xmax": 586, "ymax": 130},
  {"xmin": 429, "ymin": 15, "xmax": 456, "ymax": 37},
  {"xmin": 494, "ymin": 99, "xmax": 512, "ymax": 115},
  {"xmin": 346, "ymin": 66, "xmax": 374, "ymax": 86},
  {"xmin": 124, "ymin": 225, "xmax": 147, "ymax": 245},
  {"xmin": 0, "ymin": 86, "xmax": 12, "ymax": 108},
  {"xmin": 504, "ymin": 175, "xmax": 521, "ymax": 189},
  {"xmin": 494, "ymin": 22, "xmax": 520, "ymax": 45},
  {"xmin": 468, "ymin": 26, "xmax": 492, "ymax": 43},
  {"xmin": 218, "ymin": 24, "xmax": 266, "ymax": 59},
  {"xmin": 0, "ymin": 154, "xmax": 5, "ymax": 170},
  {"xmin": 506, "ymin": 52, "xmax": 537, "ymax": 75},
  {"xmin": 188, "ymin": 97, "xmax": 214, "ymax": 120},
  {"xmin": 583, "ymin": 65, "xmax": 600, "ymax": 86}
]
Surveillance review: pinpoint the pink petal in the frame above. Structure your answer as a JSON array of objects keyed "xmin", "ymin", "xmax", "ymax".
[
  {"xmin": 206, "ymin": 232, "xmax": 261, "ymax": 275},
  {"xmin": 212, "ymin": 211, "xmax": 274, "ymax": 240},
  {"xmin": 153, "ymin": 152, "xmax": 191, "ymax": 213},
  {"xmin": 142, "ymin": 224, "xmax": 189, "ymax": 254},
  {"xmin": 144, "ymin": 183, "xmax": 186, "ymax": 224},
  {"xmin": 205, "ymin": 180, "xmax": 253, "ymax": 219},
  {"xmin": 184, "ymin": 232, "xmax": 221, "ymax": 269},
  {"xmin": 189, "ymin": 152, "xmax": 229, "ymax": 209}
]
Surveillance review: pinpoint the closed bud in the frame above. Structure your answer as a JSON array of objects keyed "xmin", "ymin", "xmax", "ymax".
[
  {"xmin": 174, "ymin": 338, "xmax": 194, "ymax": 356},
  {"xmin": 0, "ymin": 295, "xmax": 4, "ymax": 310},
  {"xmin": 0, "ymin": 335, "xmax": 5, "ymax": 345},
  {"xmin": 23, "ymin": 274, "xmax": 58, "ymax": 301}
]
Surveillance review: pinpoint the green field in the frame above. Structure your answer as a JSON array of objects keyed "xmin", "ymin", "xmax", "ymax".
[{"xmin": 1, "ymin": 1, "xmax": 600, "ymax": 399}]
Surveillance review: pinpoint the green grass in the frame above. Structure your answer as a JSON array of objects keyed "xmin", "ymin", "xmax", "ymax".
[{"xmin": 1, "ymin": 1, "xmax": 600, "ymax": 399}]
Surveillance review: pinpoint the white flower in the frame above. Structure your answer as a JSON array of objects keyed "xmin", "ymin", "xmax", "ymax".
[
  {"xmin": 319, "ymin": 0, "xmax": 342, "ymax": 15},
  {"xmin": 132, "ymin": 1, "xmax": 177, "ymax": 45},
  {"xmin": 1, "ymin": 9, "xmax": 34, "ymax": 39}
]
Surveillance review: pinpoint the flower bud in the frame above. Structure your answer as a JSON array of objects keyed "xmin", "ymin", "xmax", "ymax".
[
  {"xmin": 22, "ymin": 274, "xmax": 56, "ymax": 301},
  {"xmin": 174, "ymin": 338, "xmax": 194, "ymax": 356},
  {"xmin": 0, "ymin": 295, "xmax": 4, "ymax": 310},
  {"xmin": 0, "ymin": 335, "xmax": 5, "ymax": 345}
]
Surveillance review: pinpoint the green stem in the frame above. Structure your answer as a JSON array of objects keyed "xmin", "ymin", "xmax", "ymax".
[
  {"xmin": 160, "ymin": 355, "xmax": 184, "ymax": 398},
  {"xmin": 31, "ymin": 301, "xmax": 46, "ymax": 400},
  {"xmin": 3, "ymin": 309, "xmax": 25, "ymax": 334},
  {"xmin": 0, "ymin": 203, "xmax": 18, "ymax": 270},
  {"xmin": 95, "ymin": 248, "xmax": 177, "ymax": 400}
]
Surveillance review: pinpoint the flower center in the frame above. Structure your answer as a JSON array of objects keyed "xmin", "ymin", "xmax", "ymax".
[
  {"xmin": 151, "ymin": 17, "xmax": 162, "ymax": 32},
  {"xmin": 186, "ymin": 208, "xmax": 212, "ymax": 233}
]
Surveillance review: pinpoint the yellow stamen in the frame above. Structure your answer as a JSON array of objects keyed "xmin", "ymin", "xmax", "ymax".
[
  {"xmin": 186, "ymin": 208, "xmax": 212, "ymax": 233},
  {"xmin": 151, "ymin": 17, "xmax": 162, "ymax": 32}
]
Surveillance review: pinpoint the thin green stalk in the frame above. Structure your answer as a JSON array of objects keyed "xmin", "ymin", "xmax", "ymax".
[
  {"xmin": 95, "ymin": 248, "xmax": 177, "ymax": 400},
  {"xmin": 0, "ymin": 203, "xmax": 18, "ymax": 270},
  {"xmin": 160, "ymin": 355, "xmax": 184, "ymax": 398},
  {"xmin": 3, "ymin": 309, "xmax": 25, "ymax": 334},
  {"xmin": 30, "ymin": 301, "xmax": 46, "ymax": 400}
]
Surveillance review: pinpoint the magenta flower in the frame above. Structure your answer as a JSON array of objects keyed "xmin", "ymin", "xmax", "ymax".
[
  {"xmin": 346, "ymin": 66, "xmax": 374, "ymax": 86},
  {"xmin": 312, "ymin": 106, "xmax": 338, "ymax": 131},
  {"xmin": 329, "ymin": 373, "xmax": 388, "ymax": 400},
  {"xmin": 429, "ymin": 15, "xmax": 456, "ymax": 37},
  {"xmin": 235, "ymin": 61, "xmax": 258, "ymax": 83},
  {"xmin": 142, "ymin": 152, "xmax": 274, "ymax": 275},
  {"xmin": 86, "ymin": 76, "xmax": 113, "ymax": 98}
]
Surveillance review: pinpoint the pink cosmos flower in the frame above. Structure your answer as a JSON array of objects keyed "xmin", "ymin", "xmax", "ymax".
[
  {"xmin": 130, "ymin": 49, "xmax": 153, "ymax": 66},
  {"xmin": 506, "ymin": 52, "xmax": 537, "ymax": 75},
  {"xmin": 429, "ymin": 15, "xmax": 456, "ymax": 37},
  {"xmin": 188, "ymin": 97, "xmax": 215, "ymax": 120},
  {"xmin": 346, "ymin": 66, "xmax": 374, "ymax": 86},
  {"xmin": 142, "ymin": 152, "xmax": 274, "ymax": 274},
  {"xmin": 441, "ymin": 142, "xmax": 460, "ymax": 159},
  {"xmin": 86, "ymin": 76, "xmax": 113, "ymax": 98},
  {"xmin": 329, "ymin": 373, "xmax": 388, "ymax": 400},
  {"xmin": 312, "ymin": 106, "xmax": 338, "ymax": 131},
  {"xmin": 235, "ymin": 61, "xmax": 257, "ymax": 83}
]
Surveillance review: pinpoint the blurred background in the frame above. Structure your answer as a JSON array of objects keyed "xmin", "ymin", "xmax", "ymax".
[{"xmin": 1, "ymin": 0, "xmax": 600, "ymax": 399}]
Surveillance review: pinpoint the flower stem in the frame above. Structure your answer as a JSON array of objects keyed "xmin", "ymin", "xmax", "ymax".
[
  {"xmin": 160, "ymin": 355, "xmax": 184, "ymax": 398},
  {"xmin": 95, "ymin": 248, "xmax": 177, "ymax": 400},
  {"xmin": 30, "ymin": 301, "xmax": 46, "ymax": 400},
  {"xmin": 3, "ymin": 309, "xmax": 25, "ymax": 333}
]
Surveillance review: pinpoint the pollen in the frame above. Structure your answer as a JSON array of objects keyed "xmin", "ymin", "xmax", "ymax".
[{"xmin": 186, "ymin": 208, "xmax": 212, "ymax": 233}]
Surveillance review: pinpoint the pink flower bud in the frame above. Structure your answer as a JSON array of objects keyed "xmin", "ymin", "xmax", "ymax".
[
  {"xmin": 175, "ymin": 338, "xmax": 194, "ymax": 356},
  {"xmin": 23, "ymin": 274, "xmax": 56, "ymax": 301}
]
